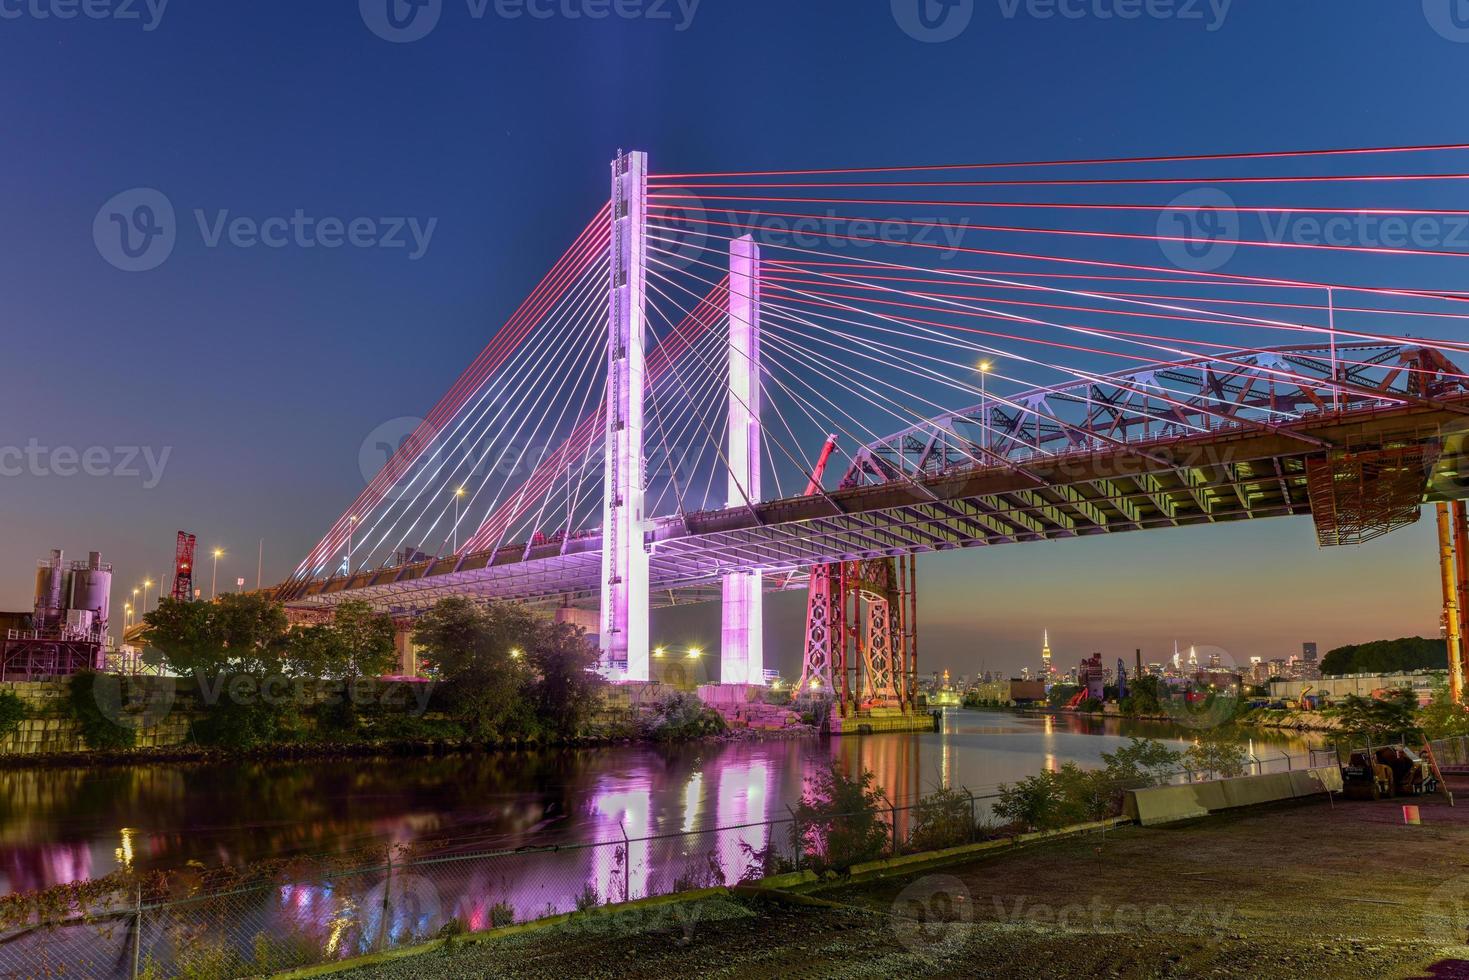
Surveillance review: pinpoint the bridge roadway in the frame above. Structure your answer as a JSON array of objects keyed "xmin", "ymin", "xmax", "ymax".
[{"xmin": 282, "ymin": 394, "xmax": 1469, "ymax": 616}]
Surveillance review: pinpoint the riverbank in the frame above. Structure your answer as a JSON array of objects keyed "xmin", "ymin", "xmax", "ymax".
[
  {"xmin": 1013, "ymin": 703, "xmax": 1344, "ymax": 736},
  {"xmin": 329, "ymin": 777, "xmax": 1469, "ymax": 979}
]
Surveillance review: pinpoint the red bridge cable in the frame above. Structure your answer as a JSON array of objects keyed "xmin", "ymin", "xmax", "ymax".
[
  {"xmin": 646, "ymin": 215, "xmax": 1469, "ymax": 309},
  {"xmin": 649, "ymin": 174, "xmax": 1469, "ymax": 190},
  {"xmin": 649, "ymin": 142, "xmax": 1469, "ymax": 179},
  {"xmin": 460, "ymin": 278, "xmax": 732, "ymax": 554},
  {"xmin": 290, "ymin": 205, "xmax": 609, "ymax": 586},
  {"xmin": 649, "ymin": 193, "xmax": 1469, "ymax": 219},
  {"xmin": 647, "ymin": 204, "xmax": 1469, "ymax": 262}
]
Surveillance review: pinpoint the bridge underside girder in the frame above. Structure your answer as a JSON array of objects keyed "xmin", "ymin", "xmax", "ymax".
[{"xmin": 284, "ymin": 397, "xmax": 1469, "ymax": 617}]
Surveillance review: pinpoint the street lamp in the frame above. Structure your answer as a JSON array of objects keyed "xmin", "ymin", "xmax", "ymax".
[
  {"xmin": 978, "ymin": 359, "xmax": 993, "ymax": 453},
  {"xmin": 687, "ymin": 646, "xmax": 703, "ymax": 659},
  {"xmin": 142, "ymin": 579, "xmax": 154, "ymax": 614},
  {"xmin": 453, "ymin": 487, "xmax": 467, "ymax": 553},
  {"xmin": 211, "ymin": 548, "xmax": 225, "ymax": 600}
]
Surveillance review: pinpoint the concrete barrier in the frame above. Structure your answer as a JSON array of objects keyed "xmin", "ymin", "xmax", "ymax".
[{"xmin": 1124, "ymin": 766, "xmax": 1342, "ymax": 826}]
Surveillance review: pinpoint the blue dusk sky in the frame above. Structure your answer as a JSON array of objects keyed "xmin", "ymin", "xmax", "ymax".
[{"xmin": 1, "ymin": 1, "xmax": 1465, "ymax": 676}]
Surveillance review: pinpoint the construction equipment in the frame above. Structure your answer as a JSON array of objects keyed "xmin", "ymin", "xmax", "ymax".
[{"xmin": 171, "ymin": 532, "xmax": 197, "ymax": 602}]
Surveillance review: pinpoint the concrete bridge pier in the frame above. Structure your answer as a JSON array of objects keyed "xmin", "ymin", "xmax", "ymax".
[{"xmin": 720, "ymin": 235, "xmax": 764, "ymax": 688}]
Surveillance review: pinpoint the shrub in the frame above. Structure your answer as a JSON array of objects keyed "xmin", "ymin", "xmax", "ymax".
[
  {"xmin": 791, "ymin": 764, "xmax": 889, "ymax": 871},
  {"xmin": 1183, "ymin": 733, "xmax": 1251, "ymax": 778},
  {"xmin": 66, "ymin": 673, "xmax": 136, "ymax": 751},
  {"xmin": 644, "ymin": 692, "xmax": 726, "ymax": 741},
  {"xmin": 906, "ymin": 786, "xmax": 978, "ymax": 852},
  {"xmin": 0, "ymin": 690, "xmax": 25, "ymax": 743}
]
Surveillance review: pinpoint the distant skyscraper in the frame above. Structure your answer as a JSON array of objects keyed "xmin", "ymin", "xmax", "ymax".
[
  {"xmin": 1303, "ymin": 642, "xmax": 1318, "ymax": 664},
  {"xmin": 1188, "ymin": 645, "xmax": 1199, "ymax": 669},
  {"xmin": 1041, "ymin": 629, "xmax": 1053, "ymax": 677}
]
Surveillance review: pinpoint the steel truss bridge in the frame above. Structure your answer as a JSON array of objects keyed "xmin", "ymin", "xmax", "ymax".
[
  {"xmin": 284, "ymin": 341, "xmax": 1469, "ymax": 610},
  {"xmin": 275, "ymin": 145, "xmax": 1469, "ymax": 686}
]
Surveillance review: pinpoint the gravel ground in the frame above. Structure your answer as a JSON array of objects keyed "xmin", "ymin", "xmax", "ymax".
[{"xmin": 339, "ymin": 779, "xmax": 1469, "ymax": 979}]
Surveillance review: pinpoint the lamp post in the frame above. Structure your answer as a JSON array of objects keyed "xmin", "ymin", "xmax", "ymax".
[
  {"xmin": 142, "ymin": 579, "xmax": 154, "ymax": 614},
  {"xmin": 453, "ymin": 487, "xmax": 467, "ymax": 554},
  {"xmin": 211, "ymin": 549, "xmax": 225, "ymax": 600},
  {"xmin": 132, "ymin": 587, "xmax": 140, "ymax": 618}
]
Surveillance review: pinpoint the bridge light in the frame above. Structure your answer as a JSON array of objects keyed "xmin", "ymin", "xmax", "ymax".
[
  {"xmin": 653, "ymin": 646, "xmax": 666, "ymax": 658},
  {"xmin": 687, "ymin": 647, "xmax": 703, "ymax": 659},
  {"xmin": 978, "ymin": 359, "xmax": 992, "ymax": 373}
]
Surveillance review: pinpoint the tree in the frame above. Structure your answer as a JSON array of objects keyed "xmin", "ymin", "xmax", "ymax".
[
  {"xmin": 282, "ymin": 601, "xmax": 397, "ymax": 680},
  {"xmin": 331, "ymin": 601, "xmax": 398, "ymax": 679},
  {"xmin": 142, "ymin": 593, "xmax": 287, "ymax": 677},
  {"xmin": 1335, "ymin": 689, "xmax": 1420, "ymax": 741},
  {"xmin": 1418, "ymin": 680, "xmax": 1469, "ymax": 740},
  {"xmin": 1319, "ymin": 637, "xmax": 1446, "ymax": 676},
  {"xmin": 1183, "ymin": 732, "xmax": 1250, "ymax": 778},
  {"xmin": 1100, "ymin": 737, "xmax": 1182, "ymax": 788},
  {"xmin": 525, "ymin": 620, "xmax": 605, "ymax": 737},
  {"xmin": 412, "ymin": 598, "xmax": 532, "ymax": 740}
]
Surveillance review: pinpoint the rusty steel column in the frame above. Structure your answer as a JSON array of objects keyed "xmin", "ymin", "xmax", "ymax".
[{"xmin": 1437, "ymin": 503, "xmax": 1464, "ymax": 705}]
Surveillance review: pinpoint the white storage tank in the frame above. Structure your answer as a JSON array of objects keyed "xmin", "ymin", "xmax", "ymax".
[
  {"xmin": 68, "ymin": 552, "xmax": 112, "ymax": 634},
  {"xmin": 33, "ymin": 550, "xmax": 66, "ymax": 628}
]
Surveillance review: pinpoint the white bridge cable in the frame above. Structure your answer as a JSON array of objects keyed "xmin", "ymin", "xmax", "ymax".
[
  {"xmin": 656, "ymin": 226, "xmax": 1389, "ymax": 431},
  {"xmin": 645, "ymin": 251, "xmax": 864, "ymax": 503},
  {"xmin": 365, "ymin": 259, "xmax": 610, "ymax": 567},
  {"xmin": 652, "ymin": 239, "xmax": 1251, "ymax": 468},
  {"xmin": 350, "ymin": 257, "xmax": 611, "ymax": 571},
  {"xmin": 448, "ymin": 267, "xmax": 614, "ymax": 560}
]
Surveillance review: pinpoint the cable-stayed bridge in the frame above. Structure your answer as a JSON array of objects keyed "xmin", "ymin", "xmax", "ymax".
[{"xmin": 275, "ymin": 144, "xmax": 1469, "ymax": 688}]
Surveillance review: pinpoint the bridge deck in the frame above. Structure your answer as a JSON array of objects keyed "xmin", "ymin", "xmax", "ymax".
[{"xmin": 284, "ymin": 396, "xmax": 1469, "ymax": 615}]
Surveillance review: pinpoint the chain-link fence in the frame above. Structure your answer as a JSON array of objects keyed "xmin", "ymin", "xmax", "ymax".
[{"xmin": 0, "ymin": 748, "xmax": 1318, "ymax": 980}]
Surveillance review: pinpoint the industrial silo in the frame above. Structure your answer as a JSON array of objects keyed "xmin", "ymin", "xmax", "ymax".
[
  {"xmin": 68, "ymin": 552, "xmax": 112, "ymax": 635},
  {"xmin": 32, "ymin": 550, "xmax": 66, "ymax": 630}
]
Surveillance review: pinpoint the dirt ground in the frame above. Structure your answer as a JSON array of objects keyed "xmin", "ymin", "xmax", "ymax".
[{"xmin": 341, "ymin": 776, "xmax": 1469, "ymax": 979}]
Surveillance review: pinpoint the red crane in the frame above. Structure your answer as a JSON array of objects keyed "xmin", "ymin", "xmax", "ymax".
[{"xmin": 171, "ymin": 532, "xmax": 197, "ymax": 602}]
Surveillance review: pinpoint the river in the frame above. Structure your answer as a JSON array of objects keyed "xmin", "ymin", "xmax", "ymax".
[{"xmin": 0, "ymin": 710, "xmax": 1319, "ymax": 896}]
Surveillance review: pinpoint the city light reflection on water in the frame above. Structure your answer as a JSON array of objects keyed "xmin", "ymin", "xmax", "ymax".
[{"xmin": 0, "ymin": 710, "xmax": 1314, "ymax": 903}]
